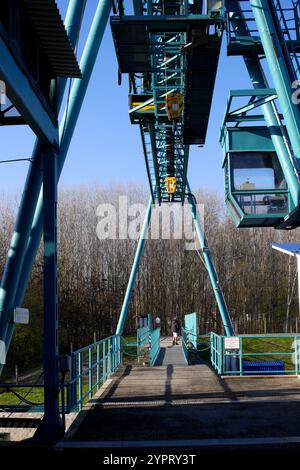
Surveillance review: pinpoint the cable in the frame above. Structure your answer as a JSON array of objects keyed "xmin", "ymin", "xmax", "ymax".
[
  {"xmin": 0, "ymin": 158, "xmax": 33, "ymax": 164},
  {"xmin": 0, "ymin": 371, "xmax": 45, "ymax": 416},
  {"xmin": 8, "ymin": 388, "xmax": 44, "ymax": 407}
]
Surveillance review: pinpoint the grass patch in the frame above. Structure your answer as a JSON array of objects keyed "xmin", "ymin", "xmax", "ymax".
[
  {"xmin": 196, "ymin": 335, "xmax": 298, "ymax": 373},
  {"xmin": 121, "ymin": 335, "xmax": 149, "ymax": 365},
  {"xmin": 241, "ymin": 336, "xmax": 296, "ymax": 372},
  {"xmin": 121, "ymin": 335, "xmax": 138, "ymax": 365},
  {"xmin": 0, "ymin": 386, "xmax": 44, "ymax": 406}
]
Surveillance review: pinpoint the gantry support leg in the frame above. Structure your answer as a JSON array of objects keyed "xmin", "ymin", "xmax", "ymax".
[
  {"xmin": 41, "ymin": 146, "xmax": 61, "ymax": 443},
  {"xmin": 186, "ymin": 181, "xmax": 234, "ymax": 337},
  {"xmin": 0, "ymin": 0, "xmax": 87, "ymax": 375},
  {"xmin": 0, "ymin": 0, "xmax": 111, "ymax": 375},
  {"xmin": 116, "ymin": 197, "xmax": 153, "ymax": 336}
]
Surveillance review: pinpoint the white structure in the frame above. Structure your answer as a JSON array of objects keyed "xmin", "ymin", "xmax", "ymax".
[{"xmin": 272, "ymin": 243, "xmax": 300, "ymax": 316}]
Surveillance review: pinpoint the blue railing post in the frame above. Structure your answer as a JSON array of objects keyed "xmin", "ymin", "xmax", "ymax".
[
  {"xmin": 108, "ymin": 339, "xmax": 112, "ymax": 377},
  {"xmin": 118, "ymin": 335, "xmax": 121, "ymax": 366},
  {"xmin": 112, "ymin": 337, "xmax": 115, "ymax": 372},
  {"xmin": 218, "ymin": 335, "xmax": 221, "ymax": 373},
  {"xmin": 88, "ymin": 347, "xmax": 93, "ymax": 400},
  {"xmin": 239, "ymin": 337, "xmax": 243, "ymax": 376},
  {"xmin": 113, "ymin": 336, "xmax": 116, "ymax": 371},
  {"xmin": 78, "ymin": 352, "xmax": 83, "ymax": 411},
  {"xmin": 103, "ymin": 341, "xmax": 107, "ymax": 383},
  {"xmin": 295, "ymin": 334, "xmax": 299, "ymax": 376},
  {"xmin": 71, "ymin": 352, "xmax": 77, "ymax": 410},
  {"xmin": 96, "ymin": 343, "xmax": 101, "ymax": 390},
  {"xmin": 220, "ymin": 335, "xmax": 224, "ymax": 375}
]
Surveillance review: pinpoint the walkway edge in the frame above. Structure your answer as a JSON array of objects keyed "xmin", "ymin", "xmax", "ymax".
[{"xmin": 56, "ymin": 436, "xmax": 300, "ymax": 449}]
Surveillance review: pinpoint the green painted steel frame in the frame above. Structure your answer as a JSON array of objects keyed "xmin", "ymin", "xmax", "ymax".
[
  {"xmin": 224, "ymin": 0, "xmax": 300, "ymax": 228},
  {"xmin": 184, "ymin": 312, "xmax": 198, "ymax": 349},
  {"xmin": 137, "ymin": 325, "xmax": 150, "ymax": 362},
  {"xmin": 220, "ymin": 89, "xmax": 292, "ymax": 227},
  {"xmin": 149, "ymin": 327, "xmax": 160, "ymax": 366},
  {"xmin": 181, "ymin": 327, "xmax": 190, "ymax": 365}
]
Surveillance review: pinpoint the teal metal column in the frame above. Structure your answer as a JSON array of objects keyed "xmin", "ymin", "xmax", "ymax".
[
  {"xmin": 251, "ymin": 0, "xmax": 300, "ymax": 161},
  {"xmin": 186, "ymin": 181, "xmax": 234, "ymax": 336},
  {"xmin": 0, "ymin": 0, "xmax": 87, "ymax": 373},
  {"xmin": 1, "ymin": 0, "xmax": 112, "ymax": 369},
  {"xmin": 228, "ymin": 0, "xmax": 300, "ymax": 208},
  {"xmin": 116, "ymin": 197, "xmax": 153, "ymax": 335},
  {"xmin": 41, "ymin": 145, "xmax": 61, "ymax": 442}
]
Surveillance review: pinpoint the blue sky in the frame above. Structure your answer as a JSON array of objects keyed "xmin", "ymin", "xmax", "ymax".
[{"xmin": 0, "ymin": 0, "xmax": 252, "ymax": 196}]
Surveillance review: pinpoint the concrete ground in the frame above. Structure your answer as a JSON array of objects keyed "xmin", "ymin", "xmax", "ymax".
[
  {"xmin": 63, "ymin": 338, "xmax": 300, "ymax": 443},
  {"xmin": 154, "ymin": 337, "xmax": 186, "ymax": 366},
  {"xmin": 3, "ymin": 337, "xmax": 300, "ymax": 447}
]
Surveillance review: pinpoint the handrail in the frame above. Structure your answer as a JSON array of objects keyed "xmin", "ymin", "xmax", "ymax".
[
  {"xmin": 181, "ymin": 327, "xmax": 190, "ymax": 364},
  {"xmin": 210, "ymin": 332, "xmax": 300, "ymax": 376},
  {"xmin": 69, "ymin": 334, "xmax": 121, "ymax": 410},
  {"xmin": 149, "ymin": 328, "xmax": 160, "ymax": 366}
]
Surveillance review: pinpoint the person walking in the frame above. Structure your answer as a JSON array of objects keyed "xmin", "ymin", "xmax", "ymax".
[{"xmin": 172, "ymin": 317, "xmax": 181, "ymax": 346}]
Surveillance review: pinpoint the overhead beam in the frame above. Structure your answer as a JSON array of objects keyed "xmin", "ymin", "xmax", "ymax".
[{"xmin": 0, "ymin": 35, "xmax": 58, "ymax": 145}]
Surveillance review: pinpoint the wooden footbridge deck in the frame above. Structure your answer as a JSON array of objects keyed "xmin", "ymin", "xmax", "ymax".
[{"xmin": 60, "ymin": 337, "xmax": 300, "ymax": 449}]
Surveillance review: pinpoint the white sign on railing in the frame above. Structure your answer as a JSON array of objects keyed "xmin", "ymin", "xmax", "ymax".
[{"xmin": 224, "ymin": 336, "xmax": 240, "ymax": 350}]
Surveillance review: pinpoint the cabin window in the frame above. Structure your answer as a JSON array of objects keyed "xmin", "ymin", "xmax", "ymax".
[{"xmin": 232, "ymin": 151, "xmax": 286, "ymax": 191}]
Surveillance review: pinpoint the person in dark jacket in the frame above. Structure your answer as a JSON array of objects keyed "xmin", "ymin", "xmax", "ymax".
[{"xmin": 172, "ymin": 317, "xmax": 181, "ymax": 345}]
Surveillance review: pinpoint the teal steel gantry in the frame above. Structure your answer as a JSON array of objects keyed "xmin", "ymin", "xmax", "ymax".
[
  {"xmin": 0, "ymin": 0, "xmax": 111, "ymax": 443},
  {"xmin": 1, "ymin": 0, "xmax": 300, "ymax": 444},
  {"xmin": 113, "ymin": 0, "xmax": 234, "ymax": 337}
]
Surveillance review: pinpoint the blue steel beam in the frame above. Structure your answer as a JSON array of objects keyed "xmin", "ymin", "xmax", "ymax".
[
  {"xmin": 0, "ymin": 36, "xmax": 58, "ymax": 145},
  {"xmin": 0, "ymin": 0, "xmax": 87, "ymax": 370},
  {"xmin": 116, "ymin": 197, "xmax": 153, "ymax": 336},
  {"xmin": 186, "ymin": 181, "xmax": 234, "ymax": 337},
  {"xmin": 41, "ymin": 145, "xmax": 61, "ymax": 442}
]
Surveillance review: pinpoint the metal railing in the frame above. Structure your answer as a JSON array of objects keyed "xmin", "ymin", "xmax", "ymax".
[
  {"xmin": 121, "ymin": 325, "xmax": 150, "ymax": 363},
  {"xmin": 69, "ymin": 334, "xmax": 121, "ymax": 410},
  {"xmin": 182, "ymin": 327, "xmax": 190, "ymax": 364},
  {"xmin": 137, "ymin": 325, "xmax": 150, "ymax": 361},
  {"xmin": 226, "ymin": 0, "xmax": 300, "ymax": 42},
  {"xmin": 0, "ymin": 334, "xmax": 122, "ymax": 413},
  {"xmin": 211, "ymin": 332, "xmax": 224, "ymax": 374},
  {"xmin": 210, "ymin": 332, "xmax": 300, "ymax": 376},
  {"xmin": 149, "ymin": 327, "xmax": 160, "ymax": 366}
]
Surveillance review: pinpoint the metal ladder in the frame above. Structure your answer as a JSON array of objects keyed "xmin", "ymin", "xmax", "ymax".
[{"xmin": 274, "ymin": 0, "xmax": 300, "ymax": 79}]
